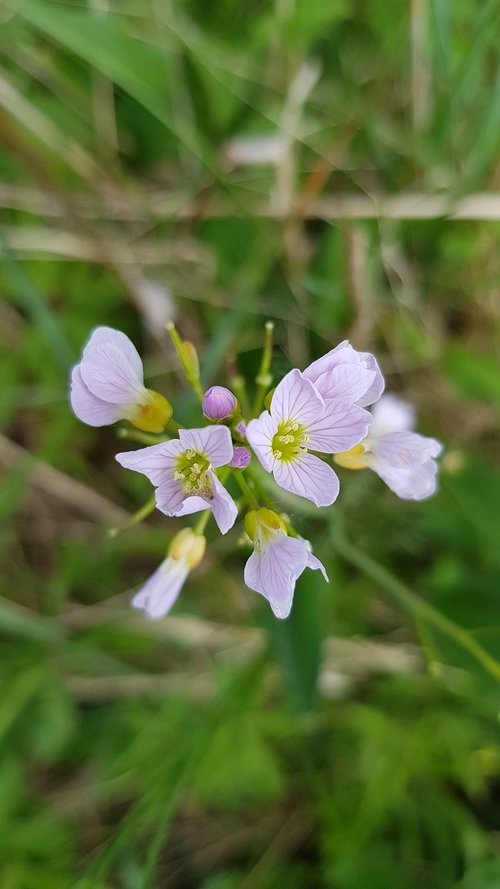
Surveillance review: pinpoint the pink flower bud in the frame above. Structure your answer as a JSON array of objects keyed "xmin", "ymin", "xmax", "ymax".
[
  {"xmin": 202, "ymin": 386, "xmax": 237, "ymax": 421},
  {"xmin": 229, "ymin": 446, "xmax": 252, "ymax": 470},
  {"xmin": 234, "ymin": 420, "xmax": 247, "ymax": 439}
]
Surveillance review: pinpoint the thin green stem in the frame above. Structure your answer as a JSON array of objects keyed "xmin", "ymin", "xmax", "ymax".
[
  {"xmin": 331, "ymin": 521, "xmax": 500, "ymax": 682},
  {"xmin": 232, "ymin": 471, "xmax": 260, "ymax": 511},
  {"xmin": 193, "ymin": 509, "xmax": 211, "ymax": 536},
  {"xmin": 116, "ymin": 428, "xmax": 169, "ymax": 445},
  {"xmin": 253, "ymin": 320, "xmax": 274, "ymax": 416},
  {"xmin": 109, "ymin": 495, "xmax": 157, "ymax": 538}
]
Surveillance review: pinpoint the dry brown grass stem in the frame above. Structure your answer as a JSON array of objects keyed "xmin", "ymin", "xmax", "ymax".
[
  {"xmin": 2, "ymin": 185, "xmax": 500, "ymax": 221},
  {"xmin": 0, "ymin": 433, "xmax": 128, "ymax": 524}
]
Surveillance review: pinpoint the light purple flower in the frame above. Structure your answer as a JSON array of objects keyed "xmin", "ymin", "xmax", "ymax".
[
  {"xmin": 303, "ymin": 340, "xmax": 385, "ymax": 408},
  {"xmin": 246, "ymin": 369, "xmax": 371, "ymax": 507},
  {"xmin": 334, "ymin": 394, "xmax": 443, "ymax": 500},
  {"xmin": 133, "ymin": 528, "xmax": 206, "ymax": 619},
  {"xmin": 243, "ymin": 509, "xmax": 328, "ymax": 619},
  {"xmin": 70, "ymin": 326, "xmax": 171, "ymax": 432},
  {"xmin": 116, "ymin": 425, "xmax": 238, "ymax": 533},
  {"xmin": 202, "ymin": 386, "xmax": 237, "ymax": 420},
  {"xmin": 229, "ymin": 446, "xmax": 252, "ymax": 470}
]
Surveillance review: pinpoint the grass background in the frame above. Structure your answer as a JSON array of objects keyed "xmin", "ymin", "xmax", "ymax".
[{"xmin": 1, "ymin": 0, "xmax": 500, "ymax": 886}]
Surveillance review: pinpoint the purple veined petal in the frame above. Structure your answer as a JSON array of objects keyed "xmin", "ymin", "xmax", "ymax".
[
  {"xmin": 132, "ymin": 557, "xmax": 188, "ymax": 619},
  {"xmin": 303, "ymin": 547, "xmax": 329, "ymax": 582},
  {"xmin": 70, "ymin": 365, "xmax": 123, "ymax": 426},
  {"xmin": 244, "ymin": 532, "xmax": 309, "ymax": 619},
  {"xmin": 371, "ymin": 394, "xmax": 416, "ymax": 436},
  {"xmin": 302, "ymin": 340, "xmax": 352, "ymax": 383},
  {"xmin": 373, "ymin": 457, "xmax": 439, "ymax": 500},
  {"xmin": 80, "ymin": 343, "xmax": 145, "ymax": 404},
  {"xmin": 307, "ymin": 401, "xmax": 372, "ymax": 453},
  {"xmin": 313, "ymin": 364, "xmax": 376, "ymax": 404},
  {"xmin": 374, "ymin": 431, "xmax": 442, "ymax": 469},
  {"xmin": 115, "ymin": 439, "xmax": 184, "ymax": 486},
  {"xmin": 246, "ymin": 412, "xmax": 278, "ymax": 472},
  {"xmin": 179, "ymin": 425, "xmax": 234, "ymax": 468},
  {"xmin": 355, "ymin": 351, "xmax": 385, "ymax": 407},
  {"xmin": 83, "ymin": 327, "xmax": 144, "ymax": 382},
  {"xmin": 270, "ymin": 368, "xmax": 325, "ymax": 426},
  {"xmin": 273, "ymin": 452, "xmax": 340, "ymax": 507},
  {"xmin": 173, "ymin": 493, "xmax": 210, "ymax": 518},
  {"xmin": 208, "ymin": 472, "xmax": 238, "ymax": 534}
]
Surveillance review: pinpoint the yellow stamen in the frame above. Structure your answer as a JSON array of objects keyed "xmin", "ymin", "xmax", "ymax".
[{"xmin": 271, "ymin": 418, "xmax": 309, "ymax": 461}]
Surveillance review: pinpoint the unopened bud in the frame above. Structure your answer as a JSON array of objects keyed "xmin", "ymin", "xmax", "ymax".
[
  {"xmin": 234, "ymin": 420, "xmax": 247, "ymax": 439},
  {"xmin": 202, "ymin": 386, "xmax": 237, "ymax": 421},
  {"xmin": 181, "ymin": 341, "xmax": 199, "ymax": 378},
  {"xmin": 229, "ymin": 445, "xmax": 251, "ymax": 470},
  {"xmin": 244, "ymin": 508, "xmax": 285, "ymax": 542},
  {"xmin": 169, "ymin": 528, "xmax": 206, "ymax": 569},
  {"xmin": 130, "ymin": 390, "xmax": 173, "ymax": 433}
]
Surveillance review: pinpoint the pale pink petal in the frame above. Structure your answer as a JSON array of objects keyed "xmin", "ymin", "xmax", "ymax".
[
  {"xmin": 83, "ymin": 327, "xmax": 144, "ymax": 382},
  {"xmin": 303, "ymin": 341, "xmax": 384, "ymax": 407},
  {"xmin": 313, "ymin": 364, "xmax": 376, "ymax": 404},
  {"xmin": 307, "ymin": 401, "xmax": 371, "ymax": 452},
  {"xmin": 305, "ymin": 550, "xmax": 329, "ymax": 582},
  {"xmin": 355, "ymin": 351, "xmax": 385, "ymax": 406},
  {"xmin": 244, "ymin": 532, "xmax": 309, "ymax": 619},
  {"xmin": 302, "ymin": 340, "xmax": 351, "ymax": 383},
  {"xmin": 80, "ymin": 343, "xmax": 145, "ymax": 404},
  {"xmin": 132, "ymin": 558, "xmax": 188, "ymax": 619},
  {"xmin": 179, "ymin": 425, "xmax": 234, "ymax": 468},
  {"xmin": 270, "ymin": 369, "xmax": 325, "ymax": 426},
  {"xmin": 246, "ymin": 411, "xmax": 278, "ymax": 472},
  {"xmin": 371, "ymin": 394, "xmax": 415, "ymax": 435},
  {"xmin": 70, "ymin": 366, "xmax": 122, "ymax": 426},
  {"xmin": 374, "ymin": 458, "xmax": 439, "ymax": 500},
  {"xmin": 115, "ymin": 439, "xmax": 183, "ymax": 486},
  {"xmin": 154, "ymin": 474, "xmax": 187, "ymax": 515},
  {"xmin": 273, "ymin": 452, "xmax": 340, "ymax": 507},
  {"xmin": 374, "ymin": 431, "xmax": 442, "ymax": 468},
  {"xmin": 208, "ymin": 472, "xmax": 238, "ymax": 534},
  {"xmin": 173, "ymin": 494, "xmax": 210, "ymax": 518}
]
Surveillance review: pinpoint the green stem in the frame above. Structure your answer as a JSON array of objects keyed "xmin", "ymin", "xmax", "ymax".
[
  {"xmin": 194, "ymin": 510, "xmax": 211, "ymax": 536},
  {"xmin": 253, "ymin": 320, "xmax": 274, "ymax": 416},
  {"xmin": 109, "ymin": 495, "xmax": 157, "ymax": 538},
  {"xmin": 232, "ymin": 471, "xmax": 260, "ymax": 511},
  {"xmin": 116, "ymin": 428, "xmax": 169, "ymax": 445},
  {"xmin": 332, "ymin": 521, "xmax": 500, "ymax": 682}
]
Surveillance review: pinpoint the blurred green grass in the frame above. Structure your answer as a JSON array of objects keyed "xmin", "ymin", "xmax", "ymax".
[{"xmin": 0, "ymin": 0, "xmax": 500, "ymax": 886}]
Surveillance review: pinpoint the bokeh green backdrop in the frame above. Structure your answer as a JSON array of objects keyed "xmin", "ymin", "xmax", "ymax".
[{"xmin": 1, "ymin": 1, "xmax": 500, "ymax": 887}]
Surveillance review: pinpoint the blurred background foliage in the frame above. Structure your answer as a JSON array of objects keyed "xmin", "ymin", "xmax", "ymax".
[{"xmin": 0, "ymin": 0, "xmax": 500, "ymax": 886}]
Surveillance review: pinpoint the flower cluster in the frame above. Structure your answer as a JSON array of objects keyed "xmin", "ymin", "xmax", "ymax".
[{"xmin": 70, "ymin": 326, "xmax": 442, "ymax": 620}]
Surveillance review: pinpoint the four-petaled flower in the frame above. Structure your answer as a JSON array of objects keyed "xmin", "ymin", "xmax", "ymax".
[
  {"xmin": 116, "ymin": 425, "xmax": 238, "ymax": 534},
  {"xmin": 244, "ymin": 508, "xmax": 328, "ymax": 619},
  {"xmin": 72, "ymin": 326, "xmax": 442, "ymax": 621},
  {"xmin": 334, "ymin": 394, "xmax": 442, "ymax": 500},
  {"xmin": 71, "ymin": 326, "xmax": 171, "ymax": 432},
  {"xmin": 246, "ymin": 368, "xmax": 371, "ymax": 506},
  {"xmin": 132, "ymin": 528, "xmax": 206, "ymax": 619}
]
